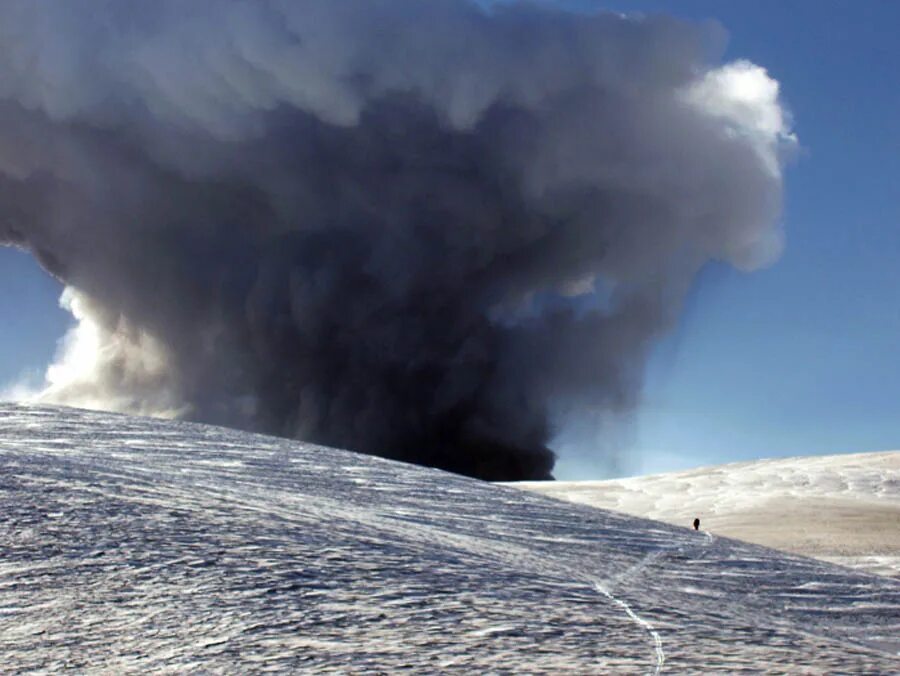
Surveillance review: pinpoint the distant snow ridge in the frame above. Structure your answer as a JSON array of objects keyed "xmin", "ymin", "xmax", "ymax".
[
  {"xmin": 1, "ymin": 405, "xmax": 899, "ymax": 673},
  {"xmin": 517, "ymin": 452, "xmax": 900, "ymax": 579}
]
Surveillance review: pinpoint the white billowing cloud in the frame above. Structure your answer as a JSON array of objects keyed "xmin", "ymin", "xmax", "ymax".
[
  {"xmin": 38, "ymin": 288, "xmax": 187, "ymax": 419},
  {"xmin": 682, "ymin": 60, "xmax": 796, "ymax": 177},
  {"xmin": 44, "ymin": 288, "xmax": 103, "ymax": 391}
]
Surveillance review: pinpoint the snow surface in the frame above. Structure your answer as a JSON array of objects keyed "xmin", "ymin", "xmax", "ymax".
[
  {"xmin": 1, "ymin": 404, "xmax": 899, "ymax": 673},
  {"xmin": 516, "ymin": 452, "xmax": 900, "ymax": 580}
]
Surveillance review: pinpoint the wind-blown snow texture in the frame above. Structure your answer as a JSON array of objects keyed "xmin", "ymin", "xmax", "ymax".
[
  {"xmin": 1, "ymin": 404, "xmax": 898, "ymax": 673},
  {"xmin": 517, "ymin": 452, "xmax": 900, "ymax": 580}
]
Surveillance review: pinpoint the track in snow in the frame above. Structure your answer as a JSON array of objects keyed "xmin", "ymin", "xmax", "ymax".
[{"xmin": 518, "ymin": 452, "xmax": 900, "ymax": 579}]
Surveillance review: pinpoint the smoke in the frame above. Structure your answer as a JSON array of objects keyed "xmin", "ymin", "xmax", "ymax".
[{"xmin": 0, "ymin": 0, "xmax": 794, "ymax": 480}]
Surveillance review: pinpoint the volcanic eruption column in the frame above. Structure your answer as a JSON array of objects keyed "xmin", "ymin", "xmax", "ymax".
[{"xmin": 0, "ymin": 0, "xmax": 793, "ymax": 479}]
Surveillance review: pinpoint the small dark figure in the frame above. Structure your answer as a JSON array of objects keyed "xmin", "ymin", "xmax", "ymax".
[{"xmin": 692, "ymin": 517, "xmax": 700, "ymax": 531}]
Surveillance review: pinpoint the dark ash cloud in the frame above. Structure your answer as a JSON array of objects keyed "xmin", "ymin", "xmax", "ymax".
[{"xmin": 0, "ymin": 0, "xmax": 793, "ymax": 480}]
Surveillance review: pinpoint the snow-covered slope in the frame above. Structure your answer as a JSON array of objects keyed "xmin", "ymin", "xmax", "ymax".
[
  {"xmin": 516, "ymin": 452, "xmax": 900, "ymax": 580},
  {"xmin": 1, "ymin": 405, "xmax": 898, "ymax": 673}
]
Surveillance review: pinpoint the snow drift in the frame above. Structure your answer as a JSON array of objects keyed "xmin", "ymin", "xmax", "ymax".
[
  {"xmin": 1, "ymin": 404, "xmax": 897, "ymax": 672},
  {"xmin": 517, "ymin": 451, "xmax": 900, "ymax": 579}
]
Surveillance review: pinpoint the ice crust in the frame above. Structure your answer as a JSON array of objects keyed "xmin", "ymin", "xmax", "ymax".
[{"xmin": 1, "ymin": 404, "xmax": 898, "ymax": 673}]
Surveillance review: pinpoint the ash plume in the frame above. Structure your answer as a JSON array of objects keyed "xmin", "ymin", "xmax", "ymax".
[{"xmin": 0, "ymin": 0, "xmax": 794, "ymax": 480}]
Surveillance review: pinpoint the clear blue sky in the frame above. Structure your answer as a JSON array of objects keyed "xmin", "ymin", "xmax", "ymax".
[
  {"xmin": 1, "ymin": 1, "xmax": 898, "ymax": 479},
  {"xmin": 0, "ymin": 248, "xmax": 69, "ymax": 394}
]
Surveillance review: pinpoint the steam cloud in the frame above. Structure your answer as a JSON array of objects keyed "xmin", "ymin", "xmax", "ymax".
[{"xmin": 0, "ymin": 1, "xmax": 794, "ymax": 479}]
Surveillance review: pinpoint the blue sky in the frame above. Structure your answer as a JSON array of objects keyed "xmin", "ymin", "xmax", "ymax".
[
  {"xmin": 1, "ymin": 1, "xmax": 898, "ymax": 479},
  {"xmin": 0, "ymin": 248, "xmax": 69, "ymax": 394}
]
